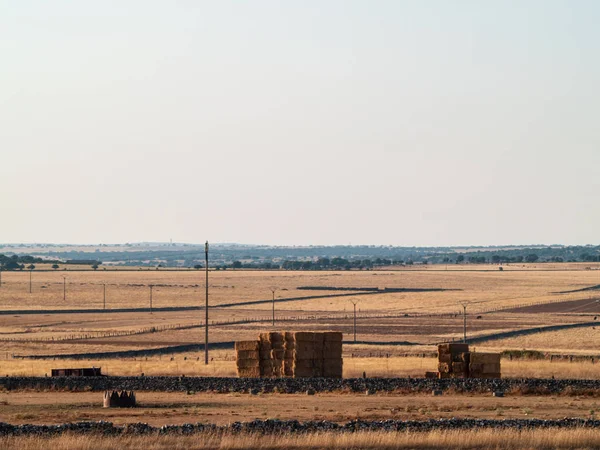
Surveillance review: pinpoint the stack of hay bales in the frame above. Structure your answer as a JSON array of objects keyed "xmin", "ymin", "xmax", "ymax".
[
  {"xmin": 235, "ymin": 331, "xmax": 343, "ymax": 378},
  {"xmin": 469, "ymin": 352, "xmax": 501, "ymax": 379},
  {"xmin": 235, "ymin": 340, "xmax": 260, "ymax": 378},
  {"xmin": 431, "ymin": 343, "xmax": 501, "ymax": 379}
]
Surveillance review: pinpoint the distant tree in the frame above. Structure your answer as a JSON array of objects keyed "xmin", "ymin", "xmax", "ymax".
[
  {"xmin": 525, "ymin": 254, "xmax": 539, "ymax": 263},
  {"xmin": 193, "ymin": 265, "xmax": 202, "ymax": 270},
  {"xmin": 27, "ymin": 264, "xmax": 35, "ymax": 270},
  {"xmin": 91, "ymin": 264, "xmax": 98, "ymax": 270},
  {"xmin": 456, "ymin": 255, "xmax": 465, "ymax": 263},
  {"xmin": 232, "ymin": 261, "xmax": 242, "ymax": 269},
  {"xmin": 301, "ymin": 261, "xmax": 313, "ymax": 270},
  {"xmin": 317, "ymin": 257, "xmax": 330, "ymax": 267},
  {"xmin": 3, "ymin": 260, "xmax": 20, "ymax": 270},
  {"xmin": 52, "ymin": 264, "xmax": 59, "ymax": 270}
]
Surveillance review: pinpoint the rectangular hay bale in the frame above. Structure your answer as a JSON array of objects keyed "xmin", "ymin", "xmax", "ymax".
[
  {"xmin": 294, "ymin": 331, "xmax": 315, "ymax": 342},
  {"xmin": 235, "ymin": 341, "xmax": 259, "ymax": 351},
  {"xmin": 452, "ymin": 362, "xmax": 466, "ymax": 373},
  {"xmin": 438, "ymin": 353, "xmax": 452, "ymax": 364},
  {"xmin": 236, "ymin": 350, "xmax": 259, "ymax": 360},
  {"xmin": 438, "ymin": 343, "xmax": 469, "ymax": 355},
  {"xmin": 323, "ymin": 341, "xmax": 343, "ymax": 353},
  {"xmin": 323, "ymin": 331, "xmax": 343, "ymax": 342},
  {"xmin": 323, "ymin": 350, "xmax": 342, "ymax": 360},
  {"xmin": 271, "ymin": 349, "xmax": 285, "ymax": 360},
  {"xmin": 438, "ymin": 362, "xmax": 451, "ymax": 373},
  {"xmin": 268, "ymin": 332, "xmax": 285, "ymax": 342},
  {"xmin": 237, "ymin": 367, "xmax": 261, "ymax": 378},
  {"xmin": 236, "ymin": 359, "xmax": 260, "ymax": 369}
]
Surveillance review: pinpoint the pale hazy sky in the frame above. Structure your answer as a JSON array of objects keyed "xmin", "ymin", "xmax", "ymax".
[{"xmin": 1, "ymin": 1, "xmax": 599, "ymax": 246}]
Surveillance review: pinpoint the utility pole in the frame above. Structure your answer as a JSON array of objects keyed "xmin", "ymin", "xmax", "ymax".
[
  {"xmin": 205, "ymin": 241, "xmax": 209, "ymax": 365},
  {"xmin": 460, "ymin": 302, "xmax": 468, "ymax": 343},
  {"xmin": 149, "ymin": 285, "xmax": 153, "ymax": 314},
  {"xmin": 62, "ymin": 276, "xmax": 67, "ymax": 301},
  {"xmin": 270, "ymin": 288, "xmax": 277, "ymax": 327},
  {"xmin": 350, "ymin": 300, "xmax": 358, "ymax": 343},
  {"xmin": 103, "ymin": 283, "xmax": 106, "ymax": 310}
]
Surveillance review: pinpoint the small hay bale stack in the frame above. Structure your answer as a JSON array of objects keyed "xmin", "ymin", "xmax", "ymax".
[
  {"xmin": 235, "ymin": 340, "xmax": 260, "ymax": 378},
  {"xmin": 103, "ymin": 391, "xmax": 136, "ymax": 408},
  {"xmin": 469, "ymin": 352, "xmax": 501, "ymax": 379}
]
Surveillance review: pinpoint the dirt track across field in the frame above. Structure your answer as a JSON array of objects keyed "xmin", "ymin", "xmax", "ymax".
[{"xmin": 503, "ymin": 298, "xmax": 600, "ymax": 314}]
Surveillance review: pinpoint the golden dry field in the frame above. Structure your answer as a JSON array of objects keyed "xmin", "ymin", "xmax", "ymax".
[
  {"xmin": 0, "ymin": 265, "xmax": 599, "ymax": 378},
  {"xmin": 1, "ymin": 264, "xmax": 600, "ymax": 312}
]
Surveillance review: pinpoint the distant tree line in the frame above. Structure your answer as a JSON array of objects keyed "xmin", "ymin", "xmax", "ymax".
[
  {"xmin": 0, "ymin": 254, "xmax": 101, "ymax": 271},
  {"xmin": 4, "ymin": 244, "xmax": 600, "ymax": 270},
  {"xmin": 0, "ymin": 254, "xmax": 56, "ymax": 270}
]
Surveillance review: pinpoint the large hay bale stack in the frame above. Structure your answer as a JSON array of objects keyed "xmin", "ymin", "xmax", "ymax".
[
  {"xmin": 235, "ymin": 340, "xmax": 260, "ymax": 378},
  {"xmin": 236, "ymin": 330, "xmax": 343, "ymax": 379},
  {"xmin": 429, "ymin": 344, "xmax": 501, "ymax": 379}
]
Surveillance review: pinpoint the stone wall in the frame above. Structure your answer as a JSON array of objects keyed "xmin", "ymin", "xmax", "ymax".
[
  {"xmin": 1, "ymin": 376, "xmax": 599, "ymax": 394},
  {"xmin": 1, "ymin": 418, "xmax": 599, "ymax": 436}
]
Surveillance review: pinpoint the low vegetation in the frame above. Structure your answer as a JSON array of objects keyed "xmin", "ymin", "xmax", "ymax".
[{"xmin": 3, "ymin": 428, "xmax": 600, "ymax": 449}]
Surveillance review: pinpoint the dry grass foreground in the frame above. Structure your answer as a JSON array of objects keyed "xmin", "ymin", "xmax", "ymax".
[{"xmin": 2, "ymin": 428, "xmax": 600, "ymax": 449}]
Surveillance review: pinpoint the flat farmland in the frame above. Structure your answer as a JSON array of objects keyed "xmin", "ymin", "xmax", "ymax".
[
  {"xmin": 1, "ymin": 266, "xmax": 599, "ymax": 313},
  {"xmin": 0, "ymin": 266, "xmax": 599, "ymax": 378}
]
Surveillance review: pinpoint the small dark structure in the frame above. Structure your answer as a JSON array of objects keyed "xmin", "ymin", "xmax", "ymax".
[
  {"xmin": 103, "ymin": 390, "xmax": 136, "ymax": 408},
  {"xmin": 51, "ymin": 367, "xmax": 102, "ymax": 377}
]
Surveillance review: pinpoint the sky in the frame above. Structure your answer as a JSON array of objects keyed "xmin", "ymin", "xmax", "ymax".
[{"xmin": 1, "ymin": 1, "xmax": 599, "ymax": 247}]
